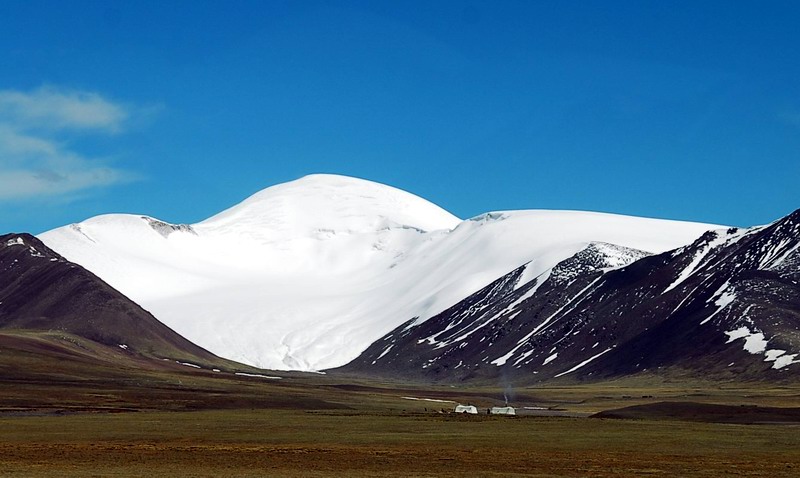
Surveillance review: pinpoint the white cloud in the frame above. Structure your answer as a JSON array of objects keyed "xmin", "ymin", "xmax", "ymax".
[
  {"xmin": 0, "ymin": 86, "xmax": 128, "ymax": 132},
  {"xmin": 0, "ymin": 126, "xmax": 136, "ymax": 200},
  {"xmin": 0, "ymin": 167, "xmax": 131, "ymax": 200},
  {"xmin": 0, "ymin": 86, "xmax": 137, "ymax": 201},
  {"xmin": 0, "ymin": 125, "xmax": 58, "ymax": 157}
]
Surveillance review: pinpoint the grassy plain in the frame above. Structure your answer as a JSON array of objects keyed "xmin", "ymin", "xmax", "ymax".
[
  {"xmin": 3, "ymin": 331, "xmax": 800, "ymax": 476},
  {"xmin": 2, "ymin": 409, "xmax": 800, "ymax": 477}
]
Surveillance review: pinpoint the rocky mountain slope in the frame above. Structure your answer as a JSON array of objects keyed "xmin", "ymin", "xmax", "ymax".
[{"xmin": 342, "ymin": 209, "xmax": 800, "ymax": 383}]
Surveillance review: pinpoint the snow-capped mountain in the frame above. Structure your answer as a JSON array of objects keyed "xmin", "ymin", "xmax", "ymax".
[
  {"xmin": 40, "ymin": 174, "xmax": 721, "ymax": 371},
  {"xmin": 343, "ymin": 209, "xmax": 800, "ymax": 383}
]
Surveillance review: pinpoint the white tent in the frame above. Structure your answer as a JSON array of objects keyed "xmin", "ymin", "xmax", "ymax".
[
  {"xmin": 490, "ymin": 406, "xmax": 516, "ymax": 415},
  {"xmin": 454, "ymin": 404, "xmax": 478, "ymax": 414}
]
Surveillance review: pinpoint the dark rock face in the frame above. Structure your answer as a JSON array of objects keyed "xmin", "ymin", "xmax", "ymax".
[
  {"xmin": 341, "ymin": 209, "xmax": 800, "ymax": 384},
  {"xmin": 0, "ymin": 233, "xmax": 219, "ymax": 363},
  {"xmin": 142, "ymin": 217, "xmax": 197, "ymax": 238}
]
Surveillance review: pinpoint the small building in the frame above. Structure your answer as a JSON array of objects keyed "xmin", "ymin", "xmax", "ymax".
[
  {"xmin": 454, "ymin": 404, "xmax": 478, "ymax": 414},
  {"xmin": 490, "ymin": 406, "xmax": 516, "ymax": 415}
]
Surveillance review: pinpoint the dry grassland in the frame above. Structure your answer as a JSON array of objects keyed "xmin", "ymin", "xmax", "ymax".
[
  {"xmin": 3, "ymin": 333, "xmax": 800, "ymax": 476},
  {"xmin": 2, "ymin": 409, "xmax": 799, "ymax": 477}
]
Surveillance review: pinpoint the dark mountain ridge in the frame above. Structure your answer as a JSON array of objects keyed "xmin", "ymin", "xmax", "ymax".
[{"xmin": 341, "ymin": 209, "xmax": 800, "ymax": 384}]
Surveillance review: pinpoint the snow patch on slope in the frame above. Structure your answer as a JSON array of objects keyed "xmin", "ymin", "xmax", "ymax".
[
  {"xmin": 554, "ymin": 347, "xmax": 614, "ymax": 378},
  {"xmin": 700, "ymin": 282, "xmax": 736, "ymax": 325},
  {"xmin": 725, "ymin": 326, "xmax": 768, "ymax": 354},
  {"xmin": 724, "ymin": 326, "xmax": 800, "ymax": 369},
  {"xmin": 665, "ymin": 230, "xmax": 740, "ymax": 293}
]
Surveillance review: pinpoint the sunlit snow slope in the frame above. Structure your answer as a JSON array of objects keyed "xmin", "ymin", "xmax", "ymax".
[{"xmin": 40, "ymin": 174, "xmax": 722, "ymax": 371}]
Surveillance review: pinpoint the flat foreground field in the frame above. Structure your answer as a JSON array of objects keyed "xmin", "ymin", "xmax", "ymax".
[
  {"xmin": 2, "ymin": 409, "xmax": 799, "ymax": 477},
  {"xmin": 3, "ymin": 336, "xmax": 800, "ymax": 477}
]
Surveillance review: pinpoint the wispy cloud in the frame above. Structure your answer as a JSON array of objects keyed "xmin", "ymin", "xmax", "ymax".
[
  {"xmin": 0, "ymin": 86, "xmax": 129, "ymax": 132},
  {"xmin": 0, "ymin": 86, "xmax": 138, "ymax": 201},
  {"xmin": 0, "ymin": 126, "xmax": 135, "ymax": 200}
]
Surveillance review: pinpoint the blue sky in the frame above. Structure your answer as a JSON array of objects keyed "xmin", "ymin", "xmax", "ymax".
[{"xmin": 1, "ymin": 1, "xmax": 798, "ymax": 233}]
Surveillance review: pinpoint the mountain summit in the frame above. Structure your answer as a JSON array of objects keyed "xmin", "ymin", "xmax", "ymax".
[
  {"xmin": 40, "ymin": 174, "xmax": 723, "ymax": 371},
  {"xmin": 199, "ymin": 174, "xmax": 462, "ymax": 242}
]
